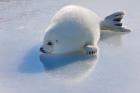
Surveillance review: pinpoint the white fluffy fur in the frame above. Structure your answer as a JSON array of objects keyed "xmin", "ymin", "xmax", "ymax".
[{"xmin": 41, "ymin": 5, "xmax": 129, "ymax": 55}]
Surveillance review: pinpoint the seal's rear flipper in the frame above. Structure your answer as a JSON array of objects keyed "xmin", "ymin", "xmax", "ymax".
[{"xmin": 100, "ymin": 11, "xmax": 131, "ymax": 32}]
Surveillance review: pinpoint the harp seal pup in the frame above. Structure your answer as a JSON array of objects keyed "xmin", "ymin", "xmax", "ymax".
[{"xmin": 40, "ymin": 5, "xmax": 130, "ymax": 56}]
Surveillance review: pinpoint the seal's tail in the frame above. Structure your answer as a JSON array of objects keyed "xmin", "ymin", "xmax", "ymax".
[{"xmin": 100, "ymin": 11, "xmax": 130, "ymax": 32}]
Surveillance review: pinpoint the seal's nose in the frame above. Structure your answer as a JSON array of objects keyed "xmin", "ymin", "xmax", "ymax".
[{"xmin": 40, "ymin": 47, "xmax": 46, "ymax": 53}]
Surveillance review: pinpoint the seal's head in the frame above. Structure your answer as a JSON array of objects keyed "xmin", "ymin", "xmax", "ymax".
[
  {"xmin": 40, "ymin": 23, "xmax": 86, "ymax": 54},
  {"xmin": 40, "ymin": 23, "xmax": 85, "ymax": 54},
  {"xmin": 40, "ymin": 29, "xmax": 60, "ymax": 54}
]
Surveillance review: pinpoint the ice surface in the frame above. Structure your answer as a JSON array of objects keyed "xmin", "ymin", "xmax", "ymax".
[{"xmin": 0, "ymin": 0, "xmax": 140, "ymax": 93}]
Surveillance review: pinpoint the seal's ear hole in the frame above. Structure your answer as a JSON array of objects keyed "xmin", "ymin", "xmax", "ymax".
[{"xmin": 56, "ymin": 40, "xmax": 58, "ymax": 42}]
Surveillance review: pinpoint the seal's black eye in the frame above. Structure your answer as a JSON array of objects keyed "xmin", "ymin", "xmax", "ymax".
[{"xmin": 47, "ymin": 42, "xmax": 53, "ymax": 45}]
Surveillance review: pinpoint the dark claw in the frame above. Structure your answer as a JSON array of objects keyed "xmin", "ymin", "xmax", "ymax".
[{"xmin": 89, "ymin": 52, "xmax": 91, "ymax": 55}]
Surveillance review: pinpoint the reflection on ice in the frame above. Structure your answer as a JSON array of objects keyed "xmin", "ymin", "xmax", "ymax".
[
  {"xmin": 40, "ymin": 53, "xmax": 99, "ymax": 82},
  {"xmin": 18, "ymin": 45, "xmax": 44, "ymax": 74},
  {"xmin": 100, "ymin": 30, "xmax": 130, "ymax": 46},
  {"xmin": 19, "ymin": 44, "xmax": 99, "ymax": 82}
]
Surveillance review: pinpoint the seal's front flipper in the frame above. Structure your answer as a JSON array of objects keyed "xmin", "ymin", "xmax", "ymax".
[
  {"xmin": 101, "ymin": 11, "xmax": 131, "ymax": 32},
  {"xmin": 84, "ymin": 45, "xmax": 97, "ymax": 56}
]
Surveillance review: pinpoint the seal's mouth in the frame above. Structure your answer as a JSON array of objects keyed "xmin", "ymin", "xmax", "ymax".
[
  {"xmin": 40, "ymin": 47, "xmax": 53, "ymax": 54},
  {"xmin": 40, "ymin": 47, "xmax": 47, "ymax": 53}
]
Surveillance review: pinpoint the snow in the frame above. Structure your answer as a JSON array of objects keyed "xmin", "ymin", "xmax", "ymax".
[{"xmin": 0, "ymin": 0, "xmax": 140, "ymax": 93}]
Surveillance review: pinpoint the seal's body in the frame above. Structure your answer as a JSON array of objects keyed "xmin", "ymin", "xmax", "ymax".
[{"xmin": 40, "ymin": 5, "xmax": 130, "ymax": 55}]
